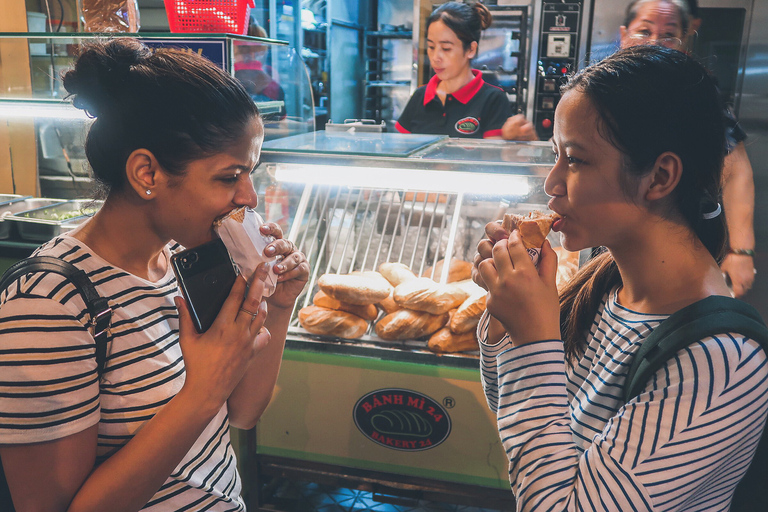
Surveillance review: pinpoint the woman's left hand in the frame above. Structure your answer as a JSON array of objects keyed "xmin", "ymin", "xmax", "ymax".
[
  {"xmin": 478, "ymin": 231, "xmax": 561, "ymax": 345},
  {"xmin": 260, "ymin": 223, "xmax": 309, "ymax": 309}
]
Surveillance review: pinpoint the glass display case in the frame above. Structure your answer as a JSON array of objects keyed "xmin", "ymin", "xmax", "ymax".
[
  {"xmin": 0, "ymin": 32, "xmax": 314, "ymax": 268},
  {"xmin": 245, "ymin": 132, "xmax": 579, "ymax": 510},
  {"xmin": 0, "ymin": 32, "xmax": 315, "ymax": 201}
]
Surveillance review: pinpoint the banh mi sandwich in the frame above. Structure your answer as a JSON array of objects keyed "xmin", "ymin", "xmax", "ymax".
[{"xmin": 502, "ymin": 211, "xmax": 561, "ymax": 249}]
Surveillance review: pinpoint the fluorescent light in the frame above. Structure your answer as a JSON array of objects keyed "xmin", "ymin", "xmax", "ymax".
[
  {"xmin": 274, "ymin": 163, "xmax": 530, "ymax": 196},
  {"xmin": 0, "ymin": 101, "xmax": 90, "ymax": 120}
]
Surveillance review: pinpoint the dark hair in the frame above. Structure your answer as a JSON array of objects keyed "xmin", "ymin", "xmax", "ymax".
[
  {"xmin": 684, "ymin": 0, "xmax": 699, "ymax": 18},
  {"xmin": 62, "ymin": 38, "xmax": 260, "ymax": 194},
  {"xmin": 426, "ymin": 1, "xmax": 492, "ymax": 52},
  {"xmin": 558, "ymin": 45, "xmax": 727, "ymax": 363},
  {"xmin": 623, "ymin": 0, "xmax": 690, "ymax": 37}
]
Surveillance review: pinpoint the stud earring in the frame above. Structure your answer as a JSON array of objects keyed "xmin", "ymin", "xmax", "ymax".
[{"xmin": 145, "ymin": 189, "xmax": 151, "ymax": 196}]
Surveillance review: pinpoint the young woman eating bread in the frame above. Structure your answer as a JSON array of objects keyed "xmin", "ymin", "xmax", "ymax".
[
  {"xmin": 0, "ymin": 38, "xmax": 308, "ymax": 511},
  {"xmin": 471, "ymin": 45, "xmax": 768, "ymax": 510}
]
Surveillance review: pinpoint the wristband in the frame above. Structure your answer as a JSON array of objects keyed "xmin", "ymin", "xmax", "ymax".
[{"xmin": 729, "ymin": 248, "xmax": 755, "ymax": 257}]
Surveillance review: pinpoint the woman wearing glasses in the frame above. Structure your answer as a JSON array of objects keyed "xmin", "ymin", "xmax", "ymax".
[{"xmin": 620, "ymin": 0, "xmax": 757, "ymax": 299}]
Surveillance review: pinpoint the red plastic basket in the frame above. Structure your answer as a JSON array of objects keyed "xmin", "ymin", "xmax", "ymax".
[{"xmin": 164, "ymin": 0, "xmax": 255, "ymax": 34}]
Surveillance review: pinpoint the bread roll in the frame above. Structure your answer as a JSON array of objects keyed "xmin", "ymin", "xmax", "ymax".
[
  {"xmin": 313, "ymin": 291, "xmax": 379, "ymax": 321},
  {"xmin": 452, "ymin": 279, "xmax": 485, "ymax": 297},
  {"xmin": 502, "ymin": 211, "xmax": 561, "ymax": 249},
  {"xmin": 317, "ymin": 272, "xmax": 393, "ymax": 305},
  {"xmin": 378, "ymin": 262, "xmax": 417, "ymax": 287},
  {"xmin": 393, "ymin": 277, "xmax": 471, "ymax": 315},
  {"xmin": 378, "ymin": 293, "xmax": 400, "ymax": 314},
  {"xmin": 299, "ymin": 305, "xmax": 368, "ymax": 338},
  {"xmin": 375, "ymin": 309, "xmax": 449, "ymax": 340},
  {"xmin": 428, "ymin": 328, "xmax": 478, "ymax": 353},
  {"xmin": 450, "ymin": 292, "xmax": 487, "ymax": 334},
  {"xmin": 422, "ymin": 258, "xmax": 472, "ymax": 283}
]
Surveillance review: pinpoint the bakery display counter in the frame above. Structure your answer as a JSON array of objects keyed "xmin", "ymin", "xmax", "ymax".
[{"xmin": 247, "ymin": 133, "xmax": 578, "ymax": 510}]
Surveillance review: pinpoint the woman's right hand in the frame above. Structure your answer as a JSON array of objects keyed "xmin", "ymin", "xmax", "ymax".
[
  {"xmin": 174, "ymin": 266, "xmax": 272, "ymax": 414},
  {"xmin": 473, "ymin": 220, "xmax": 510, "ymax": 290}
]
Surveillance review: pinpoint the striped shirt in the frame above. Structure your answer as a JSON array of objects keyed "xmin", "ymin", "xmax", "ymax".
[
  {"xmin": 479, "ymin": 287, "xmax": 768, "ymax": 511},
  {"xmin": 0, "ymin": 234, "xmax": 245, "ymax": 511}
]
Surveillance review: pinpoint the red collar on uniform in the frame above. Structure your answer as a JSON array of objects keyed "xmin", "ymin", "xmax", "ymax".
[{"xmin": 423, "ymin": 69, "xmax": 484, "ymax": 106}]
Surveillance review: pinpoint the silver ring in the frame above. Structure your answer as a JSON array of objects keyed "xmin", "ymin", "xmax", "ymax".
[{"xmin": 240, "ymin": 307, "xmax": 259, "ymax": 318}]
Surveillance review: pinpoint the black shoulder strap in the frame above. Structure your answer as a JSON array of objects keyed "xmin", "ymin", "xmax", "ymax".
[
  {"xmin": 622, "ymin": 295, "xmax": 768, "ymax": 512},
  {"xmin": 623, "ymin": 295, "xmax": 768, "ymax": 403},
  {"xmin": 0, "ymin": 256, "xmax": 112, "ymax": 376},
  {"xmin": 0, "ymin": 256, "xmax": 112, "ymax": 512}
]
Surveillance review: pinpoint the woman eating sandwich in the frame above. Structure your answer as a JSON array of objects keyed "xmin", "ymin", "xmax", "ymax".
[
  {"xmin": 0, "ymin": 38, "xmax": 308, "ymax": 511},
  {"xmin": 471, "ymin": 45, "xmax": 768, "ymax": 511}
]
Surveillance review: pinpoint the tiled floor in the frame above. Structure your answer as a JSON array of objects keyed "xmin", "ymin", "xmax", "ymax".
[{"xmin": 259, "ymin": 480, "xmax": 507, "ymax": 512}]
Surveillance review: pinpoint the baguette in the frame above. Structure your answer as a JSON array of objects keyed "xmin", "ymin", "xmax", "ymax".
[
  {"xmin": 421, "ymin": 258, "xmax": 472, "ymax": 283},
  {"xmin": 375, "ymin": 309, "xmax": 449, "ymax": 340},
  {"xmin": 317, "ymin": 272, "xmax": 393, "ymax": 305},
  {"xmin": 502, "ymin": 211, "xmax": 561, "ymax": 249},
  {"xmin": 313, "ymin": 291, "xmax": 379, "ymax": 321},
  {"xmin": 393, "ymin": 277, "xmax": 471, "ymax": 315},
  {"xmin": 298, "ymin": 305, "xmax": 369, "ymax": 339},
  {"xmin": 378, "ymin": 262, "xmax": 417, "ymax": 287},
  {"xmin": 428, "ymin": 327, "xmax": 478, "ymax": 353},
  {"xmin": 377, "ymin": 293, "xmax": 400, "ymax": 314},
  {"xmin": 449, "ymin": 292, "xmax": 487, "ymax": 334}
]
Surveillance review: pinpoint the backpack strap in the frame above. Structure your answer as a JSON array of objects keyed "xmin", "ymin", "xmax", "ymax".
[
  {"xmin": 623, "ymin": 295, "xmax": 768, "ymax": 403},
  {"xmin": 0, "ymin": 256, "xmax": 112, "ymax": 376},
  {"xmin": 622, "ymin": 295, "xmax": 768, "ymax": 512},
  {"xmin": 0, "ymin": 256, "xmax": 111, "ymax": 512}
]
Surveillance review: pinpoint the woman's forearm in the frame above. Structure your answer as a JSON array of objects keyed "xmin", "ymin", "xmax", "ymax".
[
  {"xmin": 722, "ymin": 143, "xmax": 755, "ymax": 250},
  {"xmin": 227, "ymin": 304, "xmax": 290, "ymax": 429},
  {"xmin": 68, "ymin": 388, "xmax": 221, "ymax": 512}
]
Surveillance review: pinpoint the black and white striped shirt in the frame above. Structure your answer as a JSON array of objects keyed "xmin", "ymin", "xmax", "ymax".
[
  {"xmin": 479, "ymin": 287, "xmax": 768, "ymax": 511},
  {"xmin": 0, "ymin": 234, "xmax": 245, "ymax": 511}
]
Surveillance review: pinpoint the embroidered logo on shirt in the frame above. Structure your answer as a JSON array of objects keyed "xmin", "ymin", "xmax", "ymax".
[
  {"xmin": 455, "ymin": 117, "xmax": 480, "ymax": 134},
  {"xmin": 353, "ymin": 388, "xmax": 451, "ymax": 451}
]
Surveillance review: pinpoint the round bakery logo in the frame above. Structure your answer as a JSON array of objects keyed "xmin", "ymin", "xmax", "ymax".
[
  {"xmin": 455, "ymin": 117, "xmax": 480, "ymax": 134},
  {"xmin": 353, "ymin": 388, "xmax": 451, "ymax": 451}
]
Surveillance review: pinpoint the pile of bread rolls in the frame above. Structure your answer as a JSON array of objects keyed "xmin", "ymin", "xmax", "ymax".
[
  {"xmin": 299, "ymin": 271, "xmax": 392, "ymax": 339},
  {"xmin": 297, "ymin": 258, "xmax": 487, "ymax": 354}
]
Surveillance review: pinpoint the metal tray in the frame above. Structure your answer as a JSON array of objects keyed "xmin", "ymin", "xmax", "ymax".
[
  {"xmin": 8, "ymin": 199, "xmax": 102, "ymax": 242},
  {"xmin": 0, "ymin": 198, "xmax": 66, "ymax": 239},
  {"xmin": 0, "ymin": 194, "xmax": 32, "ymax": 207}
]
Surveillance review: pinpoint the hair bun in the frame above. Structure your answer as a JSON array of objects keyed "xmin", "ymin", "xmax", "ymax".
[
  {"xmin": 472, "ymin": 2, "xmax": 493, "ymax": 30},
  {"xmin": 63, "ymin": 39, "xmax": 152, "ymax": 117}
]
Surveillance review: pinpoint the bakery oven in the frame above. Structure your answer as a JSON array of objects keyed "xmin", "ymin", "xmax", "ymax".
[{"xmin": 239, "ymin": 132, "xmax": 585, "ymax": 511}]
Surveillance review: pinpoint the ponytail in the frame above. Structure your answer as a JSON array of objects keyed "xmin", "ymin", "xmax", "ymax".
[{"xmin": 560, "ymin": 251, "xmax": 621, "ymax": 363}]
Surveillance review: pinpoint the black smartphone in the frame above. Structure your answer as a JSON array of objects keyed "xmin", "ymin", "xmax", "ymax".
[{"xmin": 171, "ymin": 238, "xmax": 238, "ymax": 333}]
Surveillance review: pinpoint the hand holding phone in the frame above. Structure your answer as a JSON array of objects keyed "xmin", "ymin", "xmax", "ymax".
[{"xmin": 171, "ymin": 239, "xmax": 238, "ymax": 333}]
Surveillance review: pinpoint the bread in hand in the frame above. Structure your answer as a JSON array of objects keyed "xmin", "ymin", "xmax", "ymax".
[
  {"xmin": 317, "ymin": 272, "xmax": 393, "ymax": 305},
  {"xmin": 375, "ymin": 309, "xmax": 449, "ymax": 340},
  {"xmin": 502, "ymin": 211, "xmax": 561, "ymax": 249},
  {"xmin": 299, "ymin": 305, "xmax": 368, "ymax": 338},
  {"xmin": 428, "ymin": 327, "xmax": 478, "ymax": 353}
]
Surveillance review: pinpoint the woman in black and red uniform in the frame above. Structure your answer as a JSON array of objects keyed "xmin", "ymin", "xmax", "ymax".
[{"xmin": 395, "ymin": 1, "xmax": 511, "ymax": 139}]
